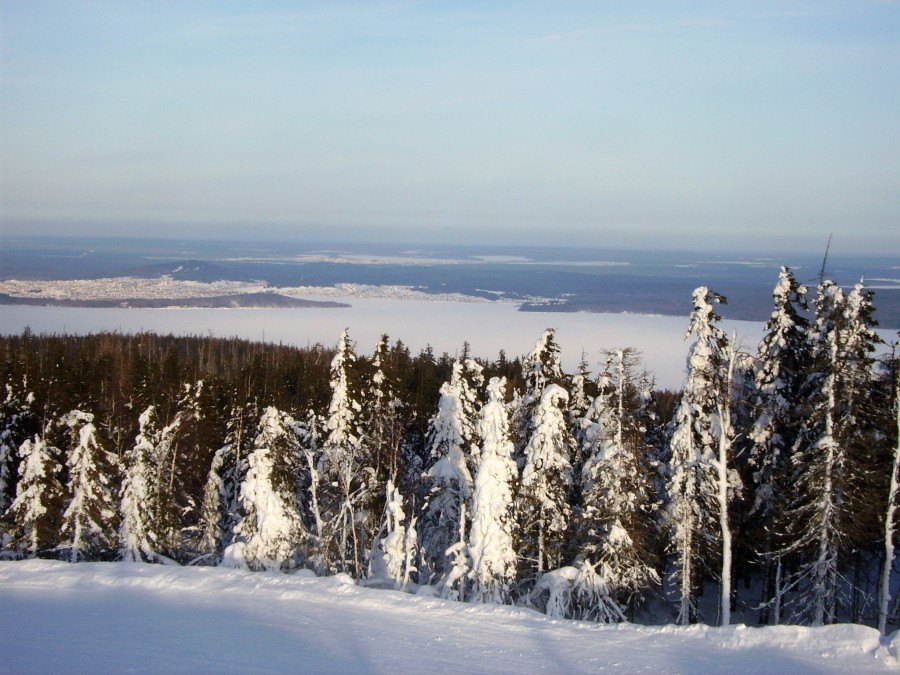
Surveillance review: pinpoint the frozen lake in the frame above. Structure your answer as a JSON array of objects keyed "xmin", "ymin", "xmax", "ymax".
[{"xmin": 0, "ymin": 298, "xmax": 771, "ymax": 390}]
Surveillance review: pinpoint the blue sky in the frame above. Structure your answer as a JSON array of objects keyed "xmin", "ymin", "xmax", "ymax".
[{"xmin": 1, "ymin": 1, "xmax": 898, "ymax": 253}]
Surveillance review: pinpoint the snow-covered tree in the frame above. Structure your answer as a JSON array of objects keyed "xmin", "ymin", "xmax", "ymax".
[
  {"xmin": 152, "ymin": 380, "xmax": 217, "ymax": 559},
  {"xmin": 196, "ymin": 402, "xmax": 256, "ymax": 562},
  {"xmin": 318, "ymin": 330, "xmax": 376, "ymax": 577},
  {"xmin": 841, "ymin": 282, "xmax": 884, "ymax": 532},
  {"xmin": 748, "ymin": 266, "xmax": 811, "ymax": 623},
  {"xmin": 196, "ymin": 445, "xmax": 230, "ymax": 562},
  {"xmin": 567, "ymin": 352, "xmax": 593, "ymax": 476},
  {"xmin": 374, "ymin": 479, "xmax": 418, "ymax": 592},
  {"xmin": 783, "ymin": 280, "xmax": 846, "ymax": 625},
  {"xmin": 363, "ymin": 335, "xmax": 406, "ymax": 485},
  {"xmin": 783, "ymin": 279, "xmax": 881, "ymax": 625},
  {"xmin": 420, "ymin": 361, "xmax": 477, "ymax": 597},
  {"xmin": 148, "ymin": 410, "xmax": 185, "ymax": 557},
  {"xmin": 468, "ymin": 377, "xmax": 518, "ymax": 604},
  {"xmin": 666, "ymin": 287, "xmax": 736, "ymax": 625},
  {"xmin": 578, "ymin": 349, "xmax": 659, "ymax": 617},
  {"xmin": 300, "ymin": 410, "xmax": 327, "ymax": 572},
  {"xmin": 880, "ymin": 383, "xmax": 900, "ymax": 634},
  {"xmin": 529, "ymin": 559, "xmax": 626, "ymax": 623},
  {"xmin": 569, "ymin": 352, "xmax": 592, "ymax": 425},
  {"xmin": 229, "ymin": 407, "xmax": 308, "ymax": 572},
  {"xmin": 59, "ymin": 410, "xmax": 118, "ymax": 562},
  {"xmin": 119, "ymin": 406, "xmax": 162, "ymax": 562},
  {"xmin": 519, "ymin": 384, "xmax": 574, "ymax": 582},
  {"xmin": 714, "ymin": 338, "xmax": 739, "ymax": 626},
  {"xmin": 5, "ymin": 425, "xmax": 64, "ymax": 558},
  {"xmin": 515, "ymin": 329, "xmax": 567, "ymax": 462},
  {"xmin": 0, "ymin": 385, "xmax": 35, "ymax": 515}
]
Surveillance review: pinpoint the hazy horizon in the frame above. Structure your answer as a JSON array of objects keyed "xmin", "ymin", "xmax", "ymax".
[{"xmin": 0, "ymin": 220, "xmax": 888, "ymax": 258}]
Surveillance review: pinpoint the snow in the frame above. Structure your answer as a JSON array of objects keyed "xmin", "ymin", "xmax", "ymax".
[{"xmin": 0, "ymin": 560, "xmax": 897, "ymax": 674}]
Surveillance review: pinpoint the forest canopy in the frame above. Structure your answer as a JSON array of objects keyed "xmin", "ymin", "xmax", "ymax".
[{"xmin": 1, "ymin": 269, "xmax": 898, "ymax": 631}]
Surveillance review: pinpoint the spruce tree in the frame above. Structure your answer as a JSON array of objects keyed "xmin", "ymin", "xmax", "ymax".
[
  {"xmin": 5, "ymin": 423, "xmax": 65, "ymax": 558},
  {"xmin": 59, "ymin": 410, "xmax": 118, "ymax": 562},
  {"xmin": 0, "ymin": 385, "xmax": 35, "ymax": 515},
  {"xmin": 666, "ymin": 287, "xmax": 734, "ymax": 625},
  {"xmin": 748, "ymin": 266, "xmax": 810, "ymax": 624},
  {"xmin": 567, "ymin": 351, "xmax": 593, "ymax": 478},
  {"xmin": 364, "ymin": 335, "xmax": 406, "ymax": 485},
  {"xmin": 879, "ymin": 382, "xmax": 900, "ymax": 634},
  {"xmin": 514, "ymin": 329, "xmax": 567, "ymax": 464},
  {"xmin": 578, "ymin": 349, "xmax": 659, "ymax": 618},
  {"xmin": 196, "ymin": 402, "xmax": 256, "ymax": 562},
  {"xmin": 230, "ymin": 407, "xmax": 308, "ymax": 572},
  {"xmin": 420, "ymin": 360, "xmax": 477, "ymax": 597},
  {"xmin": 152, "ymin": 380, "xmax": 218, "ymax": 559},
  {"xmin": 784, "ymin": 279, "xmax": 881, "ymax": 625},
  {"xmin": 518, "ymin": 384, "xmax": 574, "ymax": 582},
  {"xmin": 119, "ymin": 406, "xmax": 162, "ymax": 562},
  {"xmin": 318, "ymin": 329, "xmax": 375, "ymax": 577},
  {"xmin": 468, "ymin": 377, "xmax": 518, "ymax": 604}
]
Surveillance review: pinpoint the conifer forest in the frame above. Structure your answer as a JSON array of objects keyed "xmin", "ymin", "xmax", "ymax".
[{"xmin": 2, "ymin": 267, "xmax": 899, "ymax": 631}]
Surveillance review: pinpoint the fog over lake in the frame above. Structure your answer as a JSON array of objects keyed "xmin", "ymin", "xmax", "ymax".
[{"xmin": 1, "ymin": 299, "xmax": 769, "ymax": 391}]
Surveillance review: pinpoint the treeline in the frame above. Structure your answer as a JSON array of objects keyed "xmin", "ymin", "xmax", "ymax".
[{"xmin": 0, "ymin": 267, "xmax": 898, "ymax": 631}]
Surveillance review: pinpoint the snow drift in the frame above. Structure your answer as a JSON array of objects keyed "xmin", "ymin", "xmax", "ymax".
[{"xmin": 1, "ymin": 560, "xmax": 897, "ymax": 674}]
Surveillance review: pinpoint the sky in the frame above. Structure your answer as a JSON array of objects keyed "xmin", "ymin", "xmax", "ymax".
[{"xmin": 1, "ymin": 1, "xmax": 898, "ymax": 254}]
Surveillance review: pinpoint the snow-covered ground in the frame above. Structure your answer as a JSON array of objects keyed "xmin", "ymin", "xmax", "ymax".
[
  {"xmin": 0, "ymin": 277, "xmax": 270, "ymax": 301},
  {"xmin": 0, "ymin": 560, "xmax": 896, "ymax": 674},
  {"xmin": 0, "ymin": 278, "xmax": 496, "ymax": 304}
]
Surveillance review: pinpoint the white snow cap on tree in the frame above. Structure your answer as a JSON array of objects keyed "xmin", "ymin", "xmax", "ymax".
[{"xmin": 523, "ymin": 330, "xmax": 565, "ymax": 400}]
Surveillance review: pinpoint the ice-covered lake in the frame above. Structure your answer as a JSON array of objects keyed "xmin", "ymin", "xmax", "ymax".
[
  {"xmin": 2, "ymin": 298, "xmax": 770, "ymax": 390},
  {"xmin": 3, "ymin": 296, "xmax": 897, "ymax": 389}
]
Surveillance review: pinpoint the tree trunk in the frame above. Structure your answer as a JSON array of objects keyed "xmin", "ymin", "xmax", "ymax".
[
  {"xmin": 716, "ymin": 340, "xmax": 736, "ymax": 626},
  {"xmin": 879, "ymin": 387, "xmax": 900, "ymax": 634}
]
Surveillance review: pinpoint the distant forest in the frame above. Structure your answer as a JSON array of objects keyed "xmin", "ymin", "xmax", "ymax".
[{"xmin": 1, "ymin": 267, "xmax": 898, "ymax": 631}]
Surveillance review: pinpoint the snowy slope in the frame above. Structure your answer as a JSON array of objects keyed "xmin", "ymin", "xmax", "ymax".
[{"xmin": 1, "ymin": 560, "xmax": 897, "ymax": 674}]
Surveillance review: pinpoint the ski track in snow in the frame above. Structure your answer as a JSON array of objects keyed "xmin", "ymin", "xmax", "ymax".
[{"xmin": 0, "ymin": 560, "xmax": 897, "ymax": 674}]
